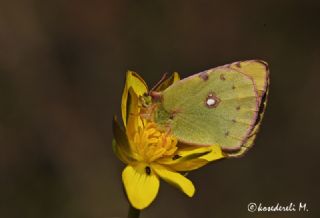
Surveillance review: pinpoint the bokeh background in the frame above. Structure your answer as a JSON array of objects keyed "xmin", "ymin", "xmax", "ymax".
[{"xmin": 1, "ymin": 0, "xmax": 319, "ymax": 218}]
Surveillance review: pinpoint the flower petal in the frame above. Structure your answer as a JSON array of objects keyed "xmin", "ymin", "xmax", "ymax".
[
  {"xmin": 122, "ymin": 71, "xmax": 148, "ymax": 127},
  {"xmin": 112, "ymin": 140, "xmax": 131, "ymax": 164},
  {"xmin": 122, "ymin": 163, "xmax": 160, "ymax": 210},
  {"xmin": 112, "ymin": 116, "xmax": 137, "ymax": 164},
  {"xmin": 199, "ymin": 145, "xmax": 225, "ymax": 162},
  {"xmin": 151, "ymin": 163, "xmax": 195, "ymax": 197},
  {"xmin": 157, "ymin": 145, "xmax": 212, "ymax": 165},
  {"xmin": 157, "ymin": 145, "xmax": 225, "ymax": 171},
  {"xmin": 166, "ymin": 158, "xmax": 209, "ymax": 172},
  {"xmin": 126, "ymin": 88, "xmax": 143, "ymax": 139}
]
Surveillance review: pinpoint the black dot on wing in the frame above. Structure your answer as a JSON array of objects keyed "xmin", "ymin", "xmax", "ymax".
[
  {"xmin": 236, "ymin": 106, "xmax": 241, "ymax": 110},
  {"xmin": 232, "ymin": 119, "xmax": 236, "ymax": 123},
  {"xmin": 225, "ymin": 131, "xmax": 229, "ymax": 137},
  {"xmin": 232, "ymin": 85, "xmax": 236, "ymax": 90}
]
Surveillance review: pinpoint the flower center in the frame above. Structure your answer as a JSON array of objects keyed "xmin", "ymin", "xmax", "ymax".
[{"xmin": 131, "ymin": 121, "xmax": 177, "ymax": 163}]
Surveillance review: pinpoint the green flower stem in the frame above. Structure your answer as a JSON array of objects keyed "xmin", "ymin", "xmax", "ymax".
[{"xmin": 128, "ymin": 204, "xmax": 140, "ymax": 218}]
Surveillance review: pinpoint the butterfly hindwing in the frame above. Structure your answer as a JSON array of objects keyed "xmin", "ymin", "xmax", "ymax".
[{"xmin": 225, "ymin": 60, "xmax": 270, "ymax": 156}]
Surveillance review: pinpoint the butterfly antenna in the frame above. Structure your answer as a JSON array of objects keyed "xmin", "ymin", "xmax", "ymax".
[{"xmin": 149, "ymin": 73, "xmax": 168, "ymax": 95}]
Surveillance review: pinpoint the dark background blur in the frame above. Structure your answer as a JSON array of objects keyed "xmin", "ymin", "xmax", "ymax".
[{"xmin": 0, "ymin": 0, "xmax": 319, "ymax": 218}]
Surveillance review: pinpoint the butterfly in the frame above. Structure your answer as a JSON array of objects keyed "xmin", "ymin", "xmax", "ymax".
[{"xmin": 126, "ymin": 60, "xmax": 269, "ymax": 157}]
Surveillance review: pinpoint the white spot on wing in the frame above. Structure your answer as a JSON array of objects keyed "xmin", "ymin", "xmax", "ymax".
[{"xmin": 206, "ymin": 98, "xmax": 216, "ymax": 106}]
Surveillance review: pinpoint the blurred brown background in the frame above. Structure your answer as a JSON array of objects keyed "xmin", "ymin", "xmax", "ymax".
[{"xmin": 0, "ymin": 0, "xmax": 319, "ymax": 218}]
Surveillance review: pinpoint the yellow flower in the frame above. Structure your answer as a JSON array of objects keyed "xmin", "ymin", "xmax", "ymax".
[{"xmin": 113, "ymin": 71, "xmax": 225, "ymax": 210}]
